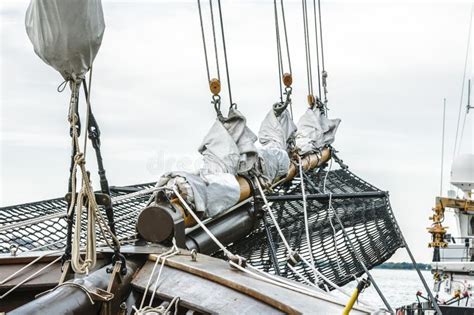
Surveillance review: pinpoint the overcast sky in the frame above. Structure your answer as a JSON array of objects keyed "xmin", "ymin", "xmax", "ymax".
[{"xmin": 0, "ymin": 0, "xmax": 473, "ymax": 264}]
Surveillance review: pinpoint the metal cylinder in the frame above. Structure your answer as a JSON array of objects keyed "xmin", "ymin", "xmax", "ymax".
[
  {"xmin": 136, "ymin": 149, "xmax": 331, "ymax": 245},
  {"xmin": 10, "ymin": 258, "xmax": 145, "ymax": 315},
  {"xmin": 185, "ymin": 203, "xmax": 255, "ymax": 254}
]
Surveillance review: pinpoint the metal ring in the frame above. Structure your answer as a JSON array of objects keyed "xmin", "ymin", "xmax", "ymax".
[{"xmin": 9, "ymin": 244, "xmax": 19, "ymax": 256}]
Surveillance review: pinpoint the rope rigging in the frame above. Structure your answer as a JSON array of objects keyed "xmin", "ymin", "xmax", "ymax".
[
  {"xmin": 172, "ymin": 185, "xmax": 374, "ymax": 308},
  {"xmin": 273, "ymin": 0, "xmax": 293, "ymax": 116},
  {"xmin": 197, "ymin": 0, "xmax": 234, "ymax": 119},
  {"xmin": 301, "ymin": 0, "xmax": 328, "ymax": 111},
  {"xmin": 64, "ymin": 77, "xmax": 122, "ymax": 275}
]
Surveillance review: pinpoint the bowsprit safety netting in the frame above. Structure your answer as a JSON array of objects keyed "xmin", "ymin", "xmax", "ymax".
[
  {"xmin": 220, "ymin": 163, "xmax": 405, "ymax": 289},
  {"xmin": 1, "ymin": 161, "xmax": 405, "ymax": 290},
  {"xmin": 0, "ymin": 183, "xmax": 155, "ymax": 254}
]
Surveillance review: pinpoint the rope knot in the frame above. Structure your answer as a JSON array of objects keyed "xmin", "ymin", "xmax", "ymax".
[{"xmin": 74, "ymin": 153, "xmax": 85, "ymax": 165}]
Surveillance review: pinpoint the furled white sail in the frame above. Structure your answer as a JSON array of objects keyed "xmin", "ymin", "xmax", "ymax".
[{"xmin": 25, "ymin": 0, "xmax": 105, "ymax": 81}]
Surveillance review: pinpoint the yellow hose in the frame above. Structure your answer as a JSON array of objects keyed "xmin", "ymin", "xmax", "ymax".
[
  {"xmin": 342, "ymin": 287, "xmax": 360, "ymax": 315},
  {"xmin": 342, "ymin": 278, "xmax": 370, "ymax": 315}
]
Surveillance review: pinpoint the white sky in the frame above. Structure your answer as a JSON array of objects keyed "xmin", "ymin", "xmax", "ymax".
[{"xmin": 0, "ymin": 0, "xmax": 473, "ymax": 263}]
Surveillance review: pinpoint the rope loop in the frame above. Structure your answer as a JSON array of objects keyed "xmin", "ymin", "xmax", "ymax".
[
  {"xmin": 57, "ymin": 79, "xmax": 69, "ymax": 93},
  {"xmin": 9, "ymin": 244, "xmax": 18, "ymax": 256}
]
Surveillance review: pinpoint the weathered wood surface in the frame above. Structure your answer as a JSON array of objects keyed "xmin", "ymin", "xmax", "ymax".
[
  {"xmin": 0, "ymin": 250, "xmax": 105, "ymax": 291},
  {"xmin": 133, "ymin": 253, "xmax": 372, "ymax": 314}
]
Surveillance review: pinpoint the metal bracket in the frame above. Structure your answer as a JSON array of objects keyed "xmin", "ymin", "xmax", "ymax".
[
  {"xmin": 65, "ymin": 192, "xmax": 112, "ymax": 208},
  {"xmin": 59, "ymin": 260, "xmax": 73, "ymax": 284},
  {"xmin": 100, "ymin": 261, "xmax": 124, "ymax": 315},
  {"xmin": 36, "ymin": 282, "xmax": 114, "ymax": 305}
]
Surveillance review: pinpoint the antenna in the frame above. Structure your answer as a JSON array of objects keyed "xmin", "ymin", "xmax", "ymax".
[{"xmin": 440, "ymin": 98, "xmax": 447, "ymax": 196}]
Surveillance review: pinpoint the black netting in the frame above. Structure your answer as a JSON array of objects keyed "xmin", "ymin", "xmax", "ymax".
[
  {"xmin": 218, "ymin": 167, "xmax": 405, "ymax": 289},
  {"xmin": 0, "ymin": 161, "xmax": 404, "ymax": 290},
  {"xmin": 0, "ymin": 183, "xmax": 155, "ymax": 254}
]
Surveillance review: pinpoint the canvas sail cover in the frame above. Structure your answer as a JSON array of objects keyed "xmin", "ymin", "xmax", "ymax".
[
  {"xmin": 257, "ymin": 105, "xmax": 296, "ymax": 182},
  {"xmin": 25, "ymin": 0, "xmax": 105, "ymax": 81},
  {"xmin": 159, "ymin": 108, "xmax": 258, "ymax": 217},
  {"xmin": 296, "ymin": 108, "xmax": 341, "ymax": 155}
]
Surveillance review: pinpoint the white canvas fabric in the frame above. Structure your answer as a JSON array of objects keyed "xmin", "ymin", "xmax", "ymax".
[
  {"xmin": 25, "ymin": 0, "xmax": 105, "ymax": 81},
  {"xmin": 258, "ymin": 107, "xmax": 297, "ymax": 149},
  {"xmin": 295, "ymin": 108, "xmax": 341, "ymax": 154},
  {"xmin": 257, "ymin": 107, "xmax": 296, "ymax": 182},
  {"xmin": 199, "ymin": 108, "xmax": 258, "ymax": 175},
  {"xmin": 160, "ymin": 109, "xmax": 257, "ymax": 217},
  {"xmin": 158, "ymin": 172, "xmax": 240, "ymax": 217}
]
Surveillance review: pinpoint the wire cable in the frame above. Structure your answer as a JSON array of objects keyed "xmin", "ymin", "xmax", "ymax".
[
  {"xmin": 217, "ymin": 0, "xmax": 233, "ymax": 107},
  {"xmin": 302, "ymin": 0, "xmax": 314, "ymax": 97},
  {"xmin": 312, "ymin": 0, "xmax": 322, "ymax": 99},
  {"xmin": 453, "ymin": 4, "xmax": 473, "ymax": 158},
  {"xmin": 209, "ymin": 0, "xmax": 221, "ymax": 81},
  {"xmin": 197, "ymin": 0, "xmax": 211, "ymax": 83},
  {"xmin": 274, "ymin": 0, "xmax": 284, "ymax": 102},
  {"xmin": 280, "ymin": 0, "xmax": 292, "ymax": 75}
]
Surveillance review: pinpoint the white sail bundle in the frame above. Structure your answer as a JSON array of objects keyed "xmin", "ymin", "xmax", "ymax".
[
  {"xmin": 295, "ymin": 108, "xmax": 341, "ymax": 155},
  {"xmin": 257, "ymin": 105, "xmax": 296, "ymax": 182},
  {"xmin": 25, "ymin": 0, "xmax": 105, "ymax": 81},
  {"xmin": 159, "ymin": 108, "xmax": 258, "ymax": 217}
]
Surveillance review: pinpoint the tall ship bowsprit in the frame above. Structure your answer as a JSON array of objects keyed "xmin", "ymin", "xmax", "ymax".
[{"xmin": 0, "ymin": 0, "xmax": 455, "ymax": 314}]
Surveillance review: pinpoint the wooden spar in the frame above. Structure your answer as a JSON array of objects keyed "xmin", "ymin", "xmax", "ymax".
[
  {"xmin": 167, "ymin": 148, "xmax": 330, "ymax": 228},
  {"xmin": 136, "ymin": 148, "xmax": 331, "ymax": 245}
]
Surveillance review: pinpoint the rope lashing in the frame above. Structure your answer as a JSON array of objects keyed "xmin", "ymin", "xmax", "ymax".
[
  {"xmin": 66, "ymin": 81, "xmax": 121, "ymax": 275},
  {"xmin": 133, "ymin": 296, "xmax": 180, "ymax": 315}
]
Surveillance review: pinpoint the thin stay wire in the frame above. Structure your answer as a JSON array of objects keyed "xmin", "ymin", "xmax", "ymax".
[
  {"xmin": 217, "ymin": 0, "xmax": 234, "ymax": 108},
  {"xmin": 458, "ymin": 79, "xmax": 472, "ymax": 154},
  {"xmin": 453, "ymin": 4, "xmax": 473, "ymax": 158}
]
